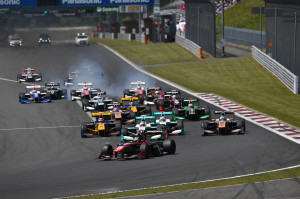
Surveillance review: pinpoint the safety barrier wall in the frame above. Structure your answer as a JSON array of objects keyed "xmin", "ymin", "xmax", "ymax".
[
  {"xmin": 135, "ymin": 33, "xmax": 144, "ymax": 43},
  {"xmin": 252, "ymin": 45, "xmax": 298, "ymax": 94},
  {"xmin": 176, "ymin": 33, "xmax": 202, "ymax": 59},
  {"xmin": 117, "ymin": 33, "xmax": 131, "ymax": 41}
]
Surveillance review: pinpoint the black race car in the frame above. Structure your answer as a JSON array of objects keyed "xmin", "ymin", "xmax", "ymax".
[
  {"xmin": 44, "ymin": 82, "xmax": 67, "ymax": 100},
  {"xmin": 17, "ymin": 67, "xmax": 42, "ymax": 83},
  {"xmin": 38, "ymin": 33, "xmax": 51, "ymax": 46}
]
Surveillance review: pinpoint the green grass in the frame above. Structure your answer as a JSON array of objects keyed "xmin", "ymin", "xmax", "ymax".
[
  {"xmin": 147, "ymin": 57, "xmax": 300, "ymax": 128},
  {"xmin": 93, "ymin": 38, "xmax": 199, "ymax": 65},
  {"xmin": 71, "ymin": 166, "xmax": 300, "ymax": 199},
  {"xmin": 216, "ymin": 0, "xmax": 265, "ymax": 31}
]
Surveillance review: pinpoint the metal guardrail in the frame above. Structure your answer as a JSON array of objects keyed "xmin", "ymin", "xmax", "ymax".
[
  {"xmin": 117, "ymin": 33, "xmax": 131, "ymax": 41},
  {"xmin": 252, "ymin": 45, "xmax": 298, "ymax": 94},
  {"xmin": 176, "ymin": 33, "xmax": 202, "ymax": 59}
]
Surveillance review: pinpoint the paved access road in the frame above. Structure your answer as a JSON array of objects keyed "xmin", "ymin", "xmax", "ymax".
[{"xmin": 0, "ymin": 36, "xmax": 299, "ymax": 199}]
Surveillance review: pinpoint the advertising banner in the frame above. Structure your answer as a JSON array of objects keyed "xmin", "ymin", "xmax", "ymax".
[
  {"xmin": 60, "ymin": 0, "xmax": 154, "ymax": 6},
  {"xmin": 0, "ymin": 0, "xmax": 37, "ymax": 7}
]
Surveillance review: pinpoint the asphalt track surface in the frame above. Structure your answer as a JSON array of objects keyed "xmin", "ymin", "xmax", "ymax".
[{"xmin": 0, "ymin": 35, "xmax": 299, "ymax": 199}]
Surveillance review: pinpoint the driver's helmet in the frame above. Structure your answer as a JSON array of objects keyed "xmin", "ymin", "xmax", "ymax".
[
  {"xmin": 137, "ymin": 84, "xmax": 141, "ymax": 89},
  {"xmin": 220, "ymin": 116, "xmax": 225, "ymax": 121},
  {"xmin": 98, "ymin": 117, "xmax": 104, "ymax": 122},
  {"xmin": 32, "ymin": 89, "xmax": 37, "ymax": 93},
  {"xmin": 155, "ymin": 90, "xmax": 159, "ymax": 95},
  {"xmin": 113, "ymin": 107, "xmax": 118, "ymax": 112},
  {"xmin": 188, "ymin": 103, "xmax": 193, "ymax": 108},
  {"xmin": 159, "ymin": 116, "xmax": 166, "ymax": 122},
  {"xmin": 140, "ymin": 121, "xmax": 146, "ymax": 127},
  {"xmin": 50, "ymin": 86, "xmax": 54, "ymax": 89},
  {"xmin": 172, "ymin": 95, "xmax": 176, "ymax": 99},
  {"xmin": 27, "ymin": 70, "xmax": 31, "ymax": 74},
  {"xmin": 83, "ymin": 87, "xmax": 88, "ymax": 90}
]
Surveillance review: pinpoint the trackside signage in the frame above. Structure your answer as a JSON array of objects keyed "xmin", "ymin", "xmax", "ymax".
[
  {"xmin": 0, "ymin": 0, "xmax": 37, "ymax": 7},
  {"xmin": 59, "ymin": 0, "xmax": 153, "ymax": 6}
]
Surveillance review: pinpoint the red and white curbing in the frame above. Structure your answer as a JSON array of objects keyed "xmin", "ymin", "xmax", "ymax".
[{"xmin": 197, "ymin": 93, "xmax": 300, "ymax": 144}]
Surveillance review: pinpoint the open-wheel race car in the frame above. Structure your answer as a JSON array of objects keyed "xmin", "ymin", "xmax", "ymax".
[
  {"xmin": 81, "ymin": 112, "xmax": 122, "ymax": 138},
  {"xmin": 98, "ymin": 120, "xmax": 176, "ymax": 160},
  {"xmin": 81, "ymin": 91, "xmax": 114, "ymax": 112},
  {"xmin": 64, "ymin": 67, "xmax": 103, "ymax": 86},
  {"xmin": 19, "ymin": 85, "xmax": 51, "ymax": 104},
  {"xmin": 70, "ymin": 82, "xmax": 101, "ymax": 101},
  {"xmin": 201, "ymin": 110, "xmax": 246, "ymax": 136},
  {"xmin": 172, "ymin": 98, "xmax": 211, "ymax": 120},
  {"xmin": 153, "ymin": 111, "xmax": 184, "ymax": 135},
  {"xmin": 120, "ymin": 97, "xmax": 152, "ymax": 117},
  {"xmin": 44, "ymin": 82, "xmax": 67, "ymax": 100},
  {"xmin": 155, "ymin": 90, "xmax": 183, "ymax": 111},
  {"xmin": 17, "ymin": 68, "xmax": 42, "ymax": 83}
]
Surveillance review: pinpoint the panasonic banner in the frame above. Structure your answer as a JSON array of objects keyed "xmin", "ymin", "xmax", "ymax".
[
  {"xmin": 60, "ymin": 0, "xmax": 154, "ymax": 6},
  {"xmin": 0, "ymin": 0, "xmax": 37, "ymax": 7}
]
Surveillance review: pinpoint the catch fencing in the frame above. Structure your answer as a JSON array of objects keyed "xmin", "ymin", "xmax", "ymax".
[
  {"xmin": 176, "ymin": 33, "xmax": 202, "ymax": 59},
  {"xmin": 252, "ymin": 45, "xmax": 298, "ymax": 94},
  {"xmin": 223, "ymin": 26, "xmax": 266, "ymax": 49}
]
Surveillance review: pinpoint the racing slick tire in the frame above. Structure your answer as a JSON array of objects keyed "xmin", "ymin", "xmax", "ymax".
[
  {"xmin": 17, "ymin": 74, "xmax": 21, "ymax": 83},
  {"xmin": 82, "ymin": 99, "xmax": 89, "ymax": 112},
  {"xmin": 157, "ymin": 124, "xmax": 166, "ymax": 131},
  {"xmin": 204, "ymin": 107, "xmax": 211, "ymax": 118},
  {"xmin": 45, "ymin": 93, "xmax": 51, "ymax": 102},
  {"xmin": 62, "ymin": 89, "xmax": 67, "ymax": 99},
  {"xmin": 172, "ymin": 108, "xmax": 179, "ymax": 116},
  {"xmin": 140, "ymin": 144, "xmax": 150, "ymax": 159},
  {"xmin": 237, "ymin": 120, "xmax": 245, "ymax": 134},
  {"xmin": 115, "ymin": 120, "xmax": 122, "ymax": 131},
  {"xmin": 121, "ymin": 128, "xmax": 129, "ymax": 136},
  {"xmin": 145, "ymin": 105, "xmax": 152, "ymax": 115},
  {"xmin": 156, "ymin": 99, "xmax": 164, "ymax": 110},
  {"xmin": 129, "ymin": 111, "xmax": 136, "ymax": 119},
  {"xmin": 152, "ymin": 143, "xmax": 162, "ymax": 156},
  {"xmin": 101, "ymin": 144, "xmax": 113, "ymax": 158},
  {"xmin": 19, "ymin": 92, "xmax": 25, "ymax": 103},
  {"xmin": 37, "ymin": 74, "xmax": 42, "ymax": 82},
  {"xmin": 163, "ymin": 139, "xmax": 176, "ymax": 154},
  {"xmin": 138, "ymin": 94, "xmax": 146, "ymax": 104},
  {"xmin": 177, "ymin": 119, "xmax": 184, "ymax": 130},
  {"xmin": 201, "ymin": 122, "xmax": 208, "ymax": 136},
  {"xmin": 81, "ymin": 123, "xmax": 88, "ymax": 138}
]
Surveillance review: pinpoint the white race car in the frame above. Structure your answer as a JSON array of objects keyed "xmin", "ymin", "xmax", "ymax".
[
  {"xmin": 70, "ymin": 82, "xmax": 100, "ymax": 101},
  {"xmin": 75, "ymin": 33, "xmax": 89, "ymax": 46},
  {"xmin": 82, "ymin": 91, "xmax": 114, "ymax": 112},
  {"xmin": 17, "ymin": 68, "xmax": 42, "ymax": 83}
]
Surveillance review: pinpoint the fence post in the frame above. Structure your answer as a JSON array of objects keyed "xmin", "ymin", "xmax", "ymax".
[
  {"xmin": 199, "ymin": 47, "xmax": 203, "ymax": 59},
  {"xmin": 144, "ymin": 35, "xmax": 147, "ymax": 44},
  {"xmin": 294, "ymin": 76, "xmax": 298, "ymax": 94}
]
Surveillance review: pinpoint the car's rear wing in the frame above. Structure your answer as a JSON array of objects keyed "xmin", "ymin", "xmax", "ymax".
[
  {"xmin": 121, "ymin": 97, "xmax": 139, "ymax": 101},
  {"xmin": 92, "ymin": 112, "xmax": 111, "ymax": 117},
  {"xmin": 131, "ymin": 81, "xmax": 146, "ymax": 86},
  {"xmin": 78, "ymin": 82, "xmax": 92, "ymax": 86},
  {"xmin": 91, "ymin": 91, "xmax": 106, "ymax": 95},
  {"xmin": 26, "ymin": 85, "xmax": 41, "ymax": 89},
  {"xmin": 183, "ymin": 98, "xmax": 197, "ymax": 102},
  {"xmin": 153, "ymin": 111, "xmax": 173, "ymax": 116},
  {"xmin": 135, "ymin": 116, "xmax": 155, "ymax": 121},
  {"xmin": 45, "ymin": 82, "xmax": 59, "ymax": 87},
  {"xmin": 214, "ymin": 110, "xmax": 234, "ymax": 115},
  {"xmin": 165, "ymin": 90, "xmax": 180, "ymax": 95}
]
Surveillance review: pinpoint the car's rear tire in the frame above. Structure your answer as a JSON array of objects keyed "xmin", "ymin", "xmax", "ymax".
[
  {"xmin": 19, "ymin": 92, "xmax": 25, "ymax": 102},
  {"xmin": 140, "ymin": 144, "xmax": 150, "ymax": 159},
  {"xmin": 82, "ymin": 99, "xmax": 89, "ymax": 112},
  {"xmin": 123, "ymin": 89, "xmax": 130, "ymax": 97},
  {"xmin": 129, "ymin": 111, "xmax": 136, "ymax": 119},
  {"xmin": 145, "ymin": 105, "xmax": 152, "ymax": 115},
  {"xmin": 177, "ymin": 119, "xmax": 184, "ymax": 129},
  {"xmin": 121, "ymin": 128, "xmax": 128, "ymax": 136},
  {"xmin": 173, "ymin": 108, "xmax": 179, "ymax": 116},
  {"xmin": 138, "ymin": 94, "xmax": 145, "ymax": 104},
  {"xmin": 115, "ymin": 120, "xmax": 122, "ymax": 131},
  {"xmin": 163, "ymin": 139, "xmax": 176, "ymax": 154},
  {"xmin": 17, "ymin": 74, "xmax": 21, "ymax": 83}
]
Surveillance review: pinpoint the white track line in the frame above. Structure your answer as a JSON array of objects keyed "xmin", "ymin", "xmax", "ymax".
[{"xmin": 98, "ymin": 43, "xmax": 300, "ymax": 145}]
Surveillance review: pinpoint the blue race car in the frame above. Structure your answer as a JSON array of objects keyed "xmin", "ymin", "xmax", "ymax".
[{"xmin": 19, "ymin": 85, "xmax": 51, "ymax": 103}]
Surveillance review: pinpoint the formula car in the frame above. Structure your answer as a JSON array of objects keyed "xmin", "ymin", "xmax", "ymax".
[
  {"xmin": 17, "ymin": 68, "xmax": 42, "ymax": 83},
  {"xmin": 44, "ymin": 82, "xmax": 67, "ymax": 100},
  {"xmin": 156, "ymin": 90, "xmax": 183, "ymax": 110},
  {"xmin": 109, "ymin": 103, "xmax": 136, "ymax": 125},
  {"xmin": 19, "ymin": 85, "xmax": 51, "ymax": 103},
  {"xmin": 75, "ymin": 33, "xmax": 89, "ymax": 46},
  {"xmin": 82, "ymin": 91, "xmax": 113, "ymax": 112},
  {"xmin": 173, "ymin": 98, "xmax": 210, "ymax": 120},
  {"xmin": 201, "ymin": 110, "xmax": 246, "ymax": 136},
  {"xmin": 98, "ymin": 121, "xmax": 176, "ymax": 160},
  {"xmin": 154, "ymin": 112, "xmax": 184, "ymax": 135},
  {"xmin": 123, "ymin": 81, "xmax": 159, "ymax": 104},
  {"xmin": 64, "ymin": 71, "xmax": 80, "ymax": 86},
  {"xmin": 70, "ymin": 82, "xmax": 101, "ymax": 101},
  {"xmin": 64, "ymin": 67, "xmax": 104, "ymax": 86},
  {"xmin": 81, "ymin": 112, "xmax": 122, "ymax": 138},
  {"xmin": 120, "ymin": 97, "xmax": 152, "ymax": 117}
]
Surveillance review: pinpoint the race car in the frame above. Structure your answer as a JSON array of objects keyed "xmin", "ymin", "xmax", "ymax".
[
  {"xmin": 75, "ymin": 33, "xmax": 89, "ymax": 46},
  {"xmin": 19, "ymin": 85, "xmax": 51, "ymax": 104},
  {"xmin": 70, "ymin": 82, "xmax": 101, "ymax": 101},
  {"xmin": 120, "ymin": 97, "xmax": 152, "ymax": 117},
  {"xmin": 44, "ymin": 82, "xmax": 67, "ymax": 100},
  {"xmin": 156, "ymin": 90, "xmax": 183, "ymax": 110},
  {"xmin": 154, "ymin": 112, "xmax": 184, "ymax": 135},
  {"xmin": 81, "ymin": 91, "xmax": 113, "ymax": 112},
  {"xmin": 81, "ymin": 112, "xmax": 122, "ymax": 138},
  {"xmin": 8, "ymin": 34, "xmax": 22, "ymax": 47},
  {"xmin": 38, "ymin": 33, "xmax": 51, "ymax": 46},
  {"xmin": 123, "ymin": 81, "xmax": 156, "ymax": 104},
  {"xmin": 109, "ymin": 103, "xmax": 137, "ymax": 125},
  {"xmin": 201, "ymin": 110, "xmax": 246, "ymax": 136},
  {"xmin": 173, "ymin": 98, "xmax": 210, "ymax": 120},
  {"xmin": 17, "ymin": 68, "xmax": 42, "ymax": 83},
  {"xmin": 64, "ymin": 71, "xmax": 80, "ymax": 86},
  {"xmin": 64, "ymin": 67, "xmax": 103, "ymax": 86},
  {"xmin": 98, "ymin": 122, "xmax": 176, "ymax": 160}
]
